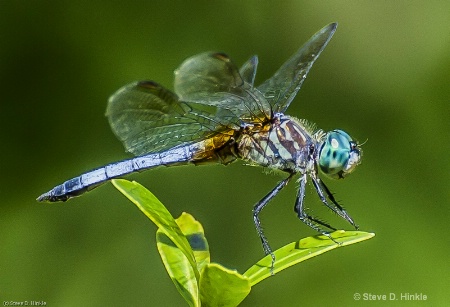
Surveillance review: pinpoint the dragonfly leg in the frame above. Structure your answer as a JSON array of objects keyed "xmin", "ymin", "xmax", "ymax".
[
  {"xmin": 253, "ymin": 173, "xmax": 294, "ymax": 272},
  {"xmin": 294, "ymin": 174, "xmax": 340, "ymax": 243},
  {"xmin": 311, "ymin": 175, "xmax": 359, "ymax": 230}
]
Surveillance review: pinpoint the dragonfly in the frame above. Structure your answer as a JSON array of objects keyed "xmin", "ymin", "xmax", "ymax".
[{"xmin": 38, "ymin": 23, "xmax": 362, "ymax": 267}]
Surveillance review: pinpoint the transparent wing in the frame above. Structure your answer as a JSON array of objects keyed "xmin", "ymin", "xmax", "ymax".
[
  {"xmin": 106, "ymin": 81, "xmax": 239, "ymax": 156},
  {"xmin": 239, "ymin": 55, "xmax": 258, "ymax": 88},
  {"xmin": 107, "ymin": 24, "xmax": 335, "ymax": 156},
  {"xmin": 174, "ymin": 52, "xmax": 271, "ymax": 124},
  {"xmin": 257, "ymin": 23, "xmax": 337, "ymax": 113}
]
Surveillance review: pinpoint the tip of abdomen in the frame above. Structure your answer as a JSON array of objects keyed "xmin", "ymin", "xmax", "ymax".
[
  {"xmin": 36, "ymin": 193, "xmax": 49, "ymax": 202},
  {"xmin": 36, "ymin": 186, "xmax": 71, "ymax": 202},
  {"xmin": 36, "ymin": 192, "xmax": 68, "ymax": 202}
]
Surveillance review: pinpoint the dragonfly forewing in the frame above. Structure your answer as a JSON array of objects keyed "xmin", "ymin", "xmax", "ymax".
[{"xmin": 258, "ymin": 23, "xmax": 337, "ymax": 113}]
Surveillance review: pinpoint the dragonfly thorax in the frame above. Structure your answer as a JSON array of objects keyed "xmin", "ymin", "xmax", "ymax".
[{"xmin": 237, "ymin": 113, "xmax": 319, "ymax": 173}]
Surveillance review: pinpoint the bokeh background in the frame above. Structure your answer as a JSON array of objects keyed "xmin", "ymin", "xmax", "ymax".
[{"xmin": 1, "ymin": 1, "xmax": 449, "ymax": 306}]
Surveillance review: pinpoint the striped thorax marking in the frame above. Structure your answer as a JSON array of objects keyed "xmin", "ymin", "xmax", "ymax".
[{"xmin": 237, "ymin": 113, "xmax": 316, "ymax": 172}]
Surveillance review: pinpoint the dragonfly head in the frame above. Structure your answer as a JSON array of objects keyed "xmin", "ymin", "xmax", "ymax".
[{"xmin": 318, "ymin": 130, "xmax": 361, "ymax": 179}]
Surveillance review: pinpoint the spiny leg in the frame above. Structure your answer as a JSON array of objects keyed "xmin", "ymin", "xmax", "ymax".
[
  {"xmin": 253, "ymin": 173, "xmax": 294, "ymax": 272},
  {"xmin": 294, "ymin": 174, "xmax": 337, "ymax": 242},
  {"xmin": 319, "ymin": 179, "xmax": 359, "ymax": 229},
  {"xmin": 311, "ymin": 175, "xmax": 358, "ymax": 230}
]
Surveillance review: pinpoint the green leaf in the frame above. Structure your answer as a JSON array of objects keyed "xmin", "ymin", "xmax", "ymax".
[
  {"xmin": 111, "ymin": 179, "xmax": 198, "ymax": 278},
  {"xmin": 157, "ymin": 229, "xmax": 200, "ymax": 307},
  {"xmin": 243, "ymin": 230, "xmax": 375, "ymax": 286},
  {"xmin": 156, "ymin": 213, "xmax": 211, "ymax": 307},
  {"xmin": 112, "ymin": 180, "xmax": 374, "ymax": 306},
  {"xmin": 199, "ymin": 263, "xmax": 251, "ymax": 307},
  {"xmin": 176, "ymin": 212, "xmax": 210, "ymax": 273}
]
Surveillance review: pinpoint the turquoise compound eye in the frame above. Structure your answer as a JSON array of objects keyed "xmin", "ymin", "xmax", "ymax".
[{"xmin": 319, "ymin": 130, "xmax": 361, "ymax": 179}]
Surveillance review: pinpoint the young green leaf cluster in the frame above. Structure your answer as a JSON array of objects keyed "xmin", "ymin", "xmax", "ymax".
[{"xmin": 112, "ymin": 179, "xmax": 374, "ymax": 307}]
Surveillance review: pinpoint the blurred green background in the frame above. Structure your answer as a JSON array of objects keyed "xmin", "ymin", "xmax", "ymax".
[{"xmin": 1, "ymin": 1, "xmax": 449, "ymax": 306}]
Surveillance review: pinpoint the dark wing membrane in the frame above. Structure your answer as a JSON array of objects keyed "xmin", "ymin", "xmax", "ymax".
[
  {"xmin": 106, "ymin": 81, "xmax": 239, "ymax": 156},
  {"xmin": 257, "ymin": 23, "xmax": 337, "ymax": 113},
  {"xmin": 174, "ymin": 52, "xmax": 271, "ymax": 125}
]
